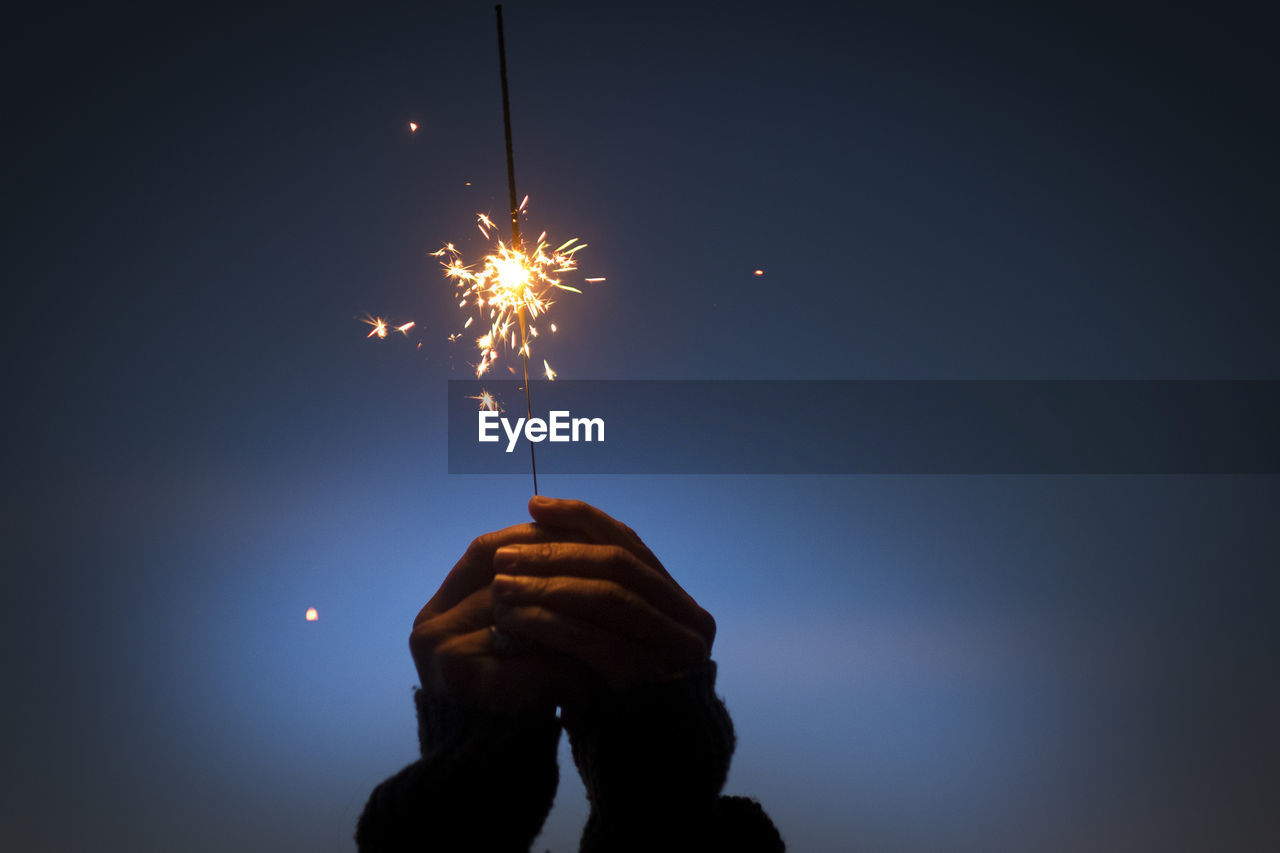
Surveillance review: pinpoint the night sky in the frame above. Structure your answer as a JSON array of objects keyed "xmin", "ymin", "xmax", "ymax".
[{"xmin": 6, "ymin": 2, "xmax": 1278, "ymax": 851}]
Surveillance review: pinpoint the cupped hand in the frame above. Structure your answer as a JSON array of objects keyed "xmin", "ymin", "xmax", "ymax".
[
  {"xmin": 490, "ymin": 496, "xmax": 716, "ymax": 693},
  {"xmin": 408, "ymin": 522, "xmax": 590, "ymax": 714}
]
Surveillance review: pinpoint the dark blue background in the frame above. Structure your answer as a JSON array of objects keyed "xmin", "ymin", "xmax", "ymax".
[{"xmin": 6, "ymin": 2, "xmax": 1278, "ymax": 850}]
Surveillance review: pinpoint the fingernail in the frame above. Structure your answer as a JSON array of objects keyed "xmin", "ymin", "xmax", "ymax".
[
  {"xmin": 494, "ymin": 545, "xmax": 520, "ymax": 569},
  {"xmin": 531, "ymin": 495, "xmax": 554, "ymax": 506},
  {"xmin": 492, "ymin": 573, "xmax": 519, "ymax": 597}
]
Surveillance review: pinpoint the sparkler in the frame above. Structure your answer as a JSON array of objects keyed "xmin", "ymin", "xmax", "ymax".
[
  {"xmin": 361, "ymin": 7, "xmax": 602, "ymax": 495},
  {"xmin": 433, "ymin": 5, "xmax": 603, "ymax": 494},
  {"xmin": 432, "ymin": 216, "xmax": 592, "ymax": 378},
  {"xmin": 495, "ymin": 3, "xmax": 538, "ymax": 494}
]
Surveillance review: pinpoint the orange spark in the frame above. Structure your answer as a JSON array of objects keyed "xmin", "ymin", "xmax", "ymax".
[
  {"xmin": 468, "ymin": 389, "xmax": 500, "ymax": 411},
  {"xmin": 361, "ymin": 315, "xmax": 389, "ymax": 338}
]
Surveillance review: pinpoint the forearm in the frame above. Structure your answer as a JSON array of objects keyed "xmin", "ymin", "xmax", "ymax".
[
  {"xmin": 356, "ymin": 690, "xmax": 561, "ymax": 853},
  {"xmin": 567, "ymin": 662, "xmax": 782, "ymax": 851}
]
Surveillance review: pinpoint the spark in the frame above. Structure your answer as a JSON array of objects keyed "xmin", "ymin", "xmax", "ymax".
[
  {"xmin": 436, "ymin": 199, "xmax": 600, "ymax": 377},
  {"xmin": 468, "ymin": 388, "xmax": 500, "ymax": 411},
  {"xmin": 408, "ymin": 122, "xmax": 418, "ymax": 133},
  {"xmin": 361, "ymin": 315, "xmax": 389, "ymax": 339},
  {"xmin": 543, "ymin": 360, "xmax": 556, "ymax": 381},
  {"xmin": 395, "ymin": 321, "xmax": 416, "ymax": 334},
  {"xmin": 305, "ymin": 608, "xmax": 319, "ymax": 622},
  {"xmin": 753, "ymin": 269, "xmax": 764, "ymax": 276}
]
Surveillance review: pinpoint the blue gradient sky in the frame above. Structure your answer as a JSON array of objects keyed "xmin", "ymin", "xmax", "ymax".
[{"xmin": 6, "ymin": 2, "xmax": 1278, "ymax": 850}]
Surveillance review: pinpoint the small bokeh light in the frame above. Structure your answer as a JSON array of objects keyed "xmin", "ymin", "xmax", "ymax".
[
  {"xmin": 305, "ymin": 607, "xmax": 319, "ymax": 622},
  {"xmin": 753, "ymin": 269, "xmax": 764, "ymax": 276}
]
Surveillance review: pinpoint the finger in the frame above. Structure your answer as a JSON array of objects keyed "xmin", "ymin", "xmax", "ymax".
[
  {"xmin": 417, "ymin": 522, "xmax": 584, "ymax": 623},
  {"xmin": 493, "ymin": 601, "xmax": 669, "ymax": 687},
  {"xmin": 411, "ymin": 587, "xmax": 494, "ymax": 655},
  {"xmin": 526, "ymin": 496, "xmax": 666, "ymax": 576},
  {"xmin": 492, "ymin": 542, "xmax": 715, "ymax": 646},
  {"xmin": 492, "ymin": 573, "xmax": 709, "ymax": 668},
  {"xmin": 429, "ymin": 624, "xmax": 590, "ymax": 712}
]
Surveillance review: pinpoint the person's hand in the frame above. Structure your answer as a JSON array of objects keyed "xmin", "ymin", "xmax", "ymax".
[
  {"xmin": 490, "ymin": 496, "xmax": 716, "ymax": 695},
  {"xmin": 408, "ymin": 521, "xmax": 590, "ymax": 714}
]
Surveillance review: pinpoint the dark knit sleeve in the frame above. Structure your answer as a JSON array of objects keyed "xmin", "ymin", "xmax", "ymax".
[
  {"xmin": 355, "ymin": 689, "xmax": 562, "ymax": 853},
  {"xmin": 566, "ymin": 661, "xmax": 784, "ymax": 852}
]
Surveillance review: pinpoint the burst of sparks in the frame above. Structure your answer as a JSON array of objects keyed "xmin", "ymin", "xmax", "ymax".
[{"xmin": 433, "ymin": 201, "xmax": 602, "ymax": 379}]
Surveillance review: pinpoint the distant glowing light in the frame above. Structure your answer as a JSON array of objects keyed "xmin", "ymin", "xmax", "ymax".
[{"xmin": 305, "ymin": 608, "xmax": 319, "ymax": 622}]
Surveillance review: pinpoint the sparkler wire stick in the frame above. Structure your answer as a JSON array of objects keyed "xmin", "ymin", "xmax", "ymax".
[{"xmin": 495, "ymin": 3, "xmax": 538, "ymax": 495}]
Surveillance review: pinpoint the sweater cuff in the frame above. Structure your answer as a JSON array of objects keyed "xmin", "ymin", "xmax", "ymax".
[
  {"xmin": 355, "ymin": 690, "xmax": 562, "ymax": 853},
  {"xmin": 567, "ymin": 661, "xmax": 735, "ymax": 828},
  {"xmin": 415, "ymin": 687, "xmax": 557, "ymax": 762}
]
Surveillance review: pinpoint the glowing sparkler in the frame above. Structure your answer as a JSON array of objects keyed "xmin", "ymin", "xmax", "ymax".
[{"xmin": 431, "ymin": 211, "xmax": 598, "ymax": 379}]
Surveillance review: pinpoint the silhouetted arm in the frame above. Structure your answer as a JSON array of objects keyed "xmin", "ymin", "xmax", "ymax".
[
  {"xmin": 567, "ymin": 662, "xmax": 785, "ymax": 852},
  {"xmin": 355, "ymin": 690, "xmax": 561, "ymax": 853}
]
